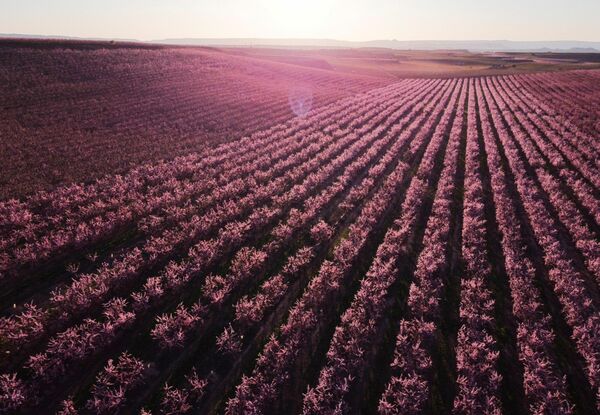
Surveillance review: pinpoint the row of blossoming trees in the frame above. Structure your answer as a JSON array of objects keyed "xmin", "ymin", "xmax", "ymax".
[{"xmin": 1, "ymin": 69, "xmax": 599, "ymax": 414}]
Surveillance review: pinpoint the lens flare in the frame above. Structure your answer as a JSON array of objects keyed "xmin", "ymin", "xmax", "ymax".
[{"xmin": 288, "ymin": 86, "xmax": 313, "ymax": 117}]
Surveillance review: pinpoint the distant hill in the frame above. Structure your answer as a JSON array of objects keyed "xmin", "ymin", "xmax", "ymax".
[
  {"xmin": 2, "ymin": 34, "xmax": 599, "ymax": 53},
  {"xmin": 0, "ymin": 33, "xmax": 136, "ymax": 42},
  {"xmin": 154, "ymin": 38, "xmax": 600, "ymax": 53}
]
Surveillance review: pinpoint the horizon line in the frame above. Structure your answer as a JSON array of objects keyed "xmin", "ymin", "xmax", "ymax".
[{"xmin": 2, "ymin": 33, "xmax": 600, "ymax": 44}]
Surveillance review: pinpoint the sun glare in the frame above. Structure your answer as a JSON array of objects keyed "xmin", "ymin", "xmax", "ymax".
[{"xmin": 258, "ymin": 0, "xmax": 337, "ymax": 37}]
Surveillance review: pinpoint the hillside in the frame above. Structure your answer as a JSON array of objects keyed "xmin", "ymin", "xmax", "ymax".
[{"xmin": 0, "ymin": 40, "xmax": 388, "ymax": 199}]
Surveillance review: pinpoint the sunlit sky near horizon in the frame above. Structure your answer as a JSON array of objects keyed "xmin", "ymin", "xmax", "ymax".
[{"xmin": 2, "ymin": 0, "xmax": 600, "ymax": 41}]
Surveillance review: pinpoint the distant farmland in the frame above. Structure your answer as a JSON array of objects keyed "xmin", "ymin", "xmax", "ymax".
[{"xmin": 0, "ymin": 41, "xmax": 599, "ymax": 414}]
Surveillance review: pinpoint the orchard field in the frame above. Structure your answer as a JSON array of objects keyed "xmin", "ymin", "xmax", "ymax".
[
  {"xmin": 0, "ymin": 40, "xmax": 388, "ymax": 199},
  {"xmin": 1, "ymin": 42, "xmax": 599, "ymax": 414}
]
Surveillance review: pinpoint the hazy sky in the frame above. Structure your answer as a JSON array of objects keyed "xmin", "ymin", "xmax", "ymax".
[{"xmin": 2, "ymin": 0, "xmax": 600, "ymax": 41}]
